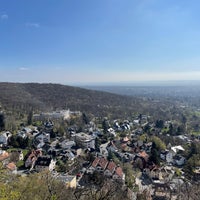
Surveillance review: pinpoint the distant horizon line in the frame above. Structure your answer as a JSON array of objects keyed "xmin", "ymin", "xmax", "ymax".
[
  {"xmin": 72, "ymin": 80, "xmax": 200, "ymax": 87},
  {"xmin": 1, "ymin": 80, "xmax": 200, "ymax": 87}
]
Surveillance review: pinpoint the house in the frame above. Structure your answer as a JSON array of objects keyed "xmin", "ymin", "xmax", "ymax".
[
  {"xmin": 33, "ymin": 110, "xmax": 70, "ymax": 121},
  {"xmin": 166, "ymin": 150, "xmax": 173, "ymax": 163},
  {"xmin": 22, "ymin": 127, "xmax": 32, "ymax": 134},
  {"xmin": 89, "ymin": 156, "xmax": 125, "ymax": 181},
  {"xmin": 121, "ymin": 152, "xmax": 134, "ymax": 162},
  {"xmin": 107, "ymin": 128, "xmax": 116, "ymax": 137},
  {"xmin": 107, "ymin": 141, "xmax": 118, "ymax": 153},
  {"xmin": 165, "ymin": 145, "xmax": 185, "ymax": 164},
  {"xmin": 133, "ymin": 151, "xmax": 149, "ymax": 170},
  {"xmin": 0, "ymin": 131, "xmax": 12, "ymax": 146},
  {"xmin": 104, "ymin": 161, "xmax": 116, "ymax": 177},
  {"xmin": 74, "ymin": 132, "xmax": 95, "ymax": 149},
  {"xmin": 0, "ymin": 150, "xmax": 9, "ymax": 161},
  {"xmin": 62, "ymin": 150, "xmax": 75, "ymax": 161},
  {"xmin": 6, "ymin": 162, "xmax": 17, "ymax": 173},
  {"xmin": 171, "ymin": 145, "xmax": 185, "ymax": 154},
  {"xmin": 91, "ymin": 157, "xmax": 108, "ymax": 172},
  {"xmin": 34, "ymin": 156, "xmax": 56, "ymax": 172},
  {"xmin": 17, "ymin": 131, "xmax": 27, "ymax": 139},
  {"xmin": 57, "ymin": 175, "xmax": 77, "ymax": 188},
  {"xmin": 61, "ymin": 140, "xmax": 76, "ymax": 149},
  {"xmin": 160, "ymin": 149, "xmax": 177, "ymax": 163},
  {"xmin": 25, "ymin": 150, "xmax": 42, "ymax": 168},
  {"xmin": 113, "ymin": 166, "xmax": 125, "ymax": 181},
  {"xmin": 33, "ymin": 132, "xmax": 50, "ymax": 149},
  {"xmin": 174, "ymin": 155, "xmax": 185, "ymax": 166},
  {"xmin": 148, "ymin": 166, "xmax": 174, "ymax": 182}
]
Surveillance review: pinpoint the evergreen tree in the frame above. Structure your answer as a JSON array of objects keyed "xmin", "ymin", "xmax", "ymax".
[
  {"xmin": 82, "ymin": 113, "xmax": 89, "ymax": 124},
  {"xmin": 0, "ymin": 113, "xmax": 5, "ymax": 131},
  {"xmin": 27, "ymin": 110, "xmax": 33, "ymax": 125}
]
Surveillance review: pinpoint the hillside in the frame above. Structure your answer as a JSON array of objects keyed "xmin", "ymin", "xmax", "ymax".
[{"xmin": 0, "ymin": 82, "xmax": 143, "ymax": 118}]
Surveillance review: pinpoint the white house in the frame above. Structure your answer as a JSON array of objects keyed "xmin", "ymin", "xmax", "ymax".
[
  {"xmin": 0, "ymin": 131, "xmax": 12, "ymax": 146},
  {"xmin": 74, "ymin": 132, "xmax": 95, "ymax": 149}
]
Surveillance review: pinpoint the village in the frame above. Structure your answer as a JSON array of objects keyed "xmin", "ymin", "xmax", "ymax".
[{"xmin": 0, "ymin": 109, "xmax": 200, "ymax": 200}]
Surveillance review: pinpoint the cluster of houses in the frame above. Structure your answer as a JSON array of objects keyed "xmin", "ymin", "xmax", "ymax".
[
  {"xmin": 88, "ymin": 156, "xmax": 125, "ymax": 181},
  {"xmin": 0, "ymin": 112, "xmax": 200, "ymax": 195}
]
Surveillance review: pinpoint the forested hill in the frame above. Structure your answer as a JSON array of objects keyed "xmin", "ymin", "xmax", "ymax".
[{"xmin": 0, "ymin": 82, "xmax": 143, "ymax": 118}]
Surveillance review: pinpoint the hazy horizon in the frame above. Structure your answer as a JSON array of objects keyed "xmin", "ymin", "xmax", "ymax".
[{"xmin": 2, "ymin": 80, "xmax": 200, "ymax": 88}]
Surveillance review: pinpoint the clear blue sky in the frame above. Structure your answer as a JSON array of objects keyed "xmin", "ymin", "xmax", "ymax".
[{"xmin": 0, "ymin": 0, "xmax": 200, "ymax": 84}]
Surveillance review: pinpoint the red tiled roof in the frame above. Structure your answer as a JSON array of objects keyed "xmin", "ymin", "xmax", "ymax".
[
  {"xmin": 98, "ymin": 157, "xmax": 108, "ymax": 169},
  {"xmin": 92, "ymin": 157, "xmax": 100, "ymax": 168},
  {"xmin": 0, "ymin": 151, "xmax": 9, "ymax": 161},
  {"xmin": 6, "ymin": 162, "xmax": 17, "ymax": 171},
  {"xmin": 115, "ymin": 166, "xmax": 123, "ymax": 178},
  {"xmin": 139, "ymin": 151, "xmax": 149, "ymax": 161},
  {"xmin": 106, "ymin": 161, "xmax": 116, "ymax": 173}
]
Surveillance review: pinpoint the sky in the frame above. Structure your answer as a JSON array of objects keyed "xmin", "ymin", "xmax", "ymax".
[{"xmin": 0, "ymin": 0, "xmax": 200, "ymax": 85}]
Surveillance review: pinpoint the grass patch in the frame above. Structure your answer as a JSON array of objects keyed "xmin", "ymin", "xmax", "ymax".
[
  {"xmin": 7, "ymin": 148, "xmax": 29, "ymax": 157},
  {"xmin": 16, "ymin": 160, "xmax": 24, "ymax": 168},
  {"xmin": 191, "ymin": 131, "xmax": 200, "ymax": 136}
]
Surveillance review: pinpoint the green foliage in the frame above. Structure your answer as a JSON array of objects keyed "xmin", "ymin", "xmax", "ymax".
[
  {"xmin": 56, "ymin": 159, "xmax": 67, "ymax": 172},
  {"xmin": 151, "ymin": 136, "xmax": 166, "ymax": 151},
  {"xmin": 0, "ymin": 183, "xmax": 20, "ymax": 200},
  {"xmin": 149, "ymin": 137, "xmax": 165, "ymax": 165},
  {"xmin": 188, "ymin": 142, "xmax": 200, "ymax": 159},
  {"xmin": 0, "ymin": 82, "xmax": 148, "ymax": 120},
  {"xmin": 32, "ymin": 120, "xmax": 43, "ymax": 127},
  {"xmin": 9, "ymin": 135, "xmax": 31, "ymax": 149},
  {"xmin": 123, "ymin": 163, "xmax": 135, "ymax": 189},
  {"xmin": 150, "ymin": 147, "xmax": 160, "ymax": 165},
  {"xmin": 184, "ymin": 154, "xmax": 200, "ymax": 175},
  {"xmin": 16, "ymin": 160, "xmax": 24, "ymax": 168},
  {"xmin": 27, "ymin": 110, "xmax": 33, "ymax": 125},
  {"xmin": 138, "ymin": 134, "xmax": 148, "ymax": 142},
  {"xmin": 102, "ymin": 119, "xmax": 109, "ymax": 134},
  {"xmin": 175, "ymin": 168, "xmax": 182, "ymax": 176}
]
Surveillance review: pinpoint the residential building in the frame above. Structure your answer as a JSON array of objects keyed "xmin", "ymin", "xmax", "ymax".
[
  {"xmin": 57, "ymin": 175, "xmax": 77, "ymax": 189},
  {"xmin": 0, "ymin": 131, "xmax": 12, "ymax": 146},
  {"xmin": 89, "ymin": 157, "xmax": 125, "ymax": 181},
  {"xmin": 0, "ymin": 150, "xmax": 9, "ymax": 161},
  {"xmin": 34, "ymin": 156, "xmax": 56, "ymax": 172},
  {"xmin": 74, "ymin": 132, "xmax": 95, "ymax": 149}
]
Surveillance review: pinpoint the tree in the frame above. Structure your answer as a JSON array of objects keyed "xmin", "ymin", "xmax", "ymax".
[
  {"xmin": 82, "ymin": 113, "xmax": 89, "ymax": 125},
  {"xmin": 102, "ymin": 119, "xmax": 109, "ymax": 134},
  {"xmin": 123, "ymin": 163, "xmax": 135, "ymax": 189},
  {"xmin": 149, "ymin": 147, "xmax": 160, "ymax": 165},
  {"xmin": 151, "ymin": 136, "xmax": 166, "ymax": 151},
  {"xmin": 176, "ymin": 125, "xmax": 185, "ymax": 135},
  {"xmin": 155, "ymin": 119, "xmax": 164, "ymax": 129},
  {"xmin": 74, "ymin": 172, "xmax": 129, "ymax": 200},
  {"xmin": 167, "ymin": 123, "xmax": 173, "ymax": 135},
  {"xmin": 27, "ymin": 110, "xmax": 33, "ymax": 125},
  {"xmin": 0, "ymin": 113, "xmax": 5, "ymax": 131}
]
